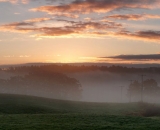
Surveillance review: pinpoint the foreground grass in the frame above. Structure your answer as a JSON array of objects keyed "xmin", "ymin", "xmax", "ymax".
[
  {"xmin": 0, "ymin": 94, "xmax": 160, "ymax": 129},
  {"xmin": 0, "ymin": 114, "xmax": 160, "ymax": 130}
]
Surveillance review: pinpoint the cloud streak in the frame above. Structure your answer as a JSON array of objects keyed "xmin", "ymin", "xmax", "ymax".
[
  {"xmin": 31, "ymin": 0, "xmax": 160, "ymax": 14},
  {"xmin": 0, "ymin": 19, "xmax": 123, "ymax": 37},
  {"xmin": 116, "ymin": 30, "xmax": 160, "ymax": 42},
  {"xmin": 101, "ymin": 54, "xmax": 160, "ymax": 60},
  {"xmin": 24, "ymin": 17, "xmax": 51, "ymax": 23},
  {"xmin": 105, "ymin": 14, "xmax": 160, "ymax": 20},
  {"xmin": 0, "ymin": 17, "xmax": 51, "ymax": 32}
]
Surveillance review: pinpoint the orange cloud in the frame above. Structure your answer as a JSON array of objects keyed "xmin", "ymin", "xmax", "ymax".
[
  {"xmin": 55, "ymin": 13, "xmax": 79, "ymax": 18},
  {"xmin": 24, "ymin": 17, "xmax": 51, "ymax": 23},
  {"xmin": 115, "ymin": 30, "xmax": 160, "ymax": 42},
  {"xmin": 106, "ymin": 14, "xmax": 160, "ymax": 20},
  {"xmin": 87, "ymin": 29, "xmax": 160, "ymax": 43},
  {"xmin": 1, "ymin": 15, "xmax": 160, "ymax": 43},
  {"xmin": 0, "ymin": 22, "xmax": 34, "ymax": 32},
  {"xmin": 145, "ymin": 14, "xmax": 160, "ymax": 19},
  {"xmin": 0, "ymin": 19, "xmax": 122, "ymax": 35},
  {"xmin": 37, "ymin": 21, "xmax": 122, "ymax": 37},
  {"xmin": 0, "ymin": 17, "xmax": 51, "ymax": 32},
  {"xmin": 30, "ymin": 0, "xmax": 160, "ymax": 14}
]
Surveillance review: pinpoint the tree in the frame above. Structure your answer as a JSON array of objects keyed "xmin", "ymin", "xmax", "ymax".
[
  {"xmin": 127, "ymin": 79, "xmax": 160, "ymax": 102},
  {"xmin": 143, "ymin": 79, "xmax": 160, "ymax": 101},
  {"xmin": 127, "ymin": 80, "xmax": 141, "ymax": 102}
]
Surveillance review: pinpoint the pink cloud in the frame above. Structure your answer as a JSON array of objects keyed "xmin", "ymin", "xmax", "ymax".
[
  {"xmin": 30, "ymin": 0, "xmax": 160, "ymax": 14},
  {"xmin": 105, "ymin": 14, "xmax": 160, "ymax": 20}
]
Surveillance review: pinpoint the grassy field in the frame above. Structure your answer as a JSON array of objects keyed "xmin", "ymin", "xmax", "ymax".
[{"xmin": 0, "ymin": 94, "xmax": 160, "ymax": 130}]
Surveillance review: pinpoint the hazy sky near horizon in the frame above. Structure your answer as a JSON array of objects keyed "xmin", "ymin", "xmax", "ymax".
[{"xmin": 1, "ymin": 0, "xmax": 160, "ymax": 64}]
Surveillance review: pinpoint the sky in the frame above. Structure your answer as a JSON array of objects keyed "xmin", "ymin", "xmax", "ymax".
[{"xmin": 0, "ymin": 0, "xmax": 160, "ymax": 64}]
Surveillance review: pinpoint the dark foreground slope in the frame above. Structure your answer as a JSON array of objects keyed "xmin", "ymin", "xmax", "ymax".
[
  {"xmin": 0, "ymin": 94, "xmax": 160, "ymax": 130},
  {"xmin": 0, "ymin": 94, "xmax": 143, "ymax": 115}
]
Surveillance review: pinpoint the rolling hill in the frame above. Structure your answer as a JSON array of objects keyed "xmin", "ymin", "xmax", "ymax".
[
  {"xmin": 0, "ymin": 94, "xmax": 160, "ymax": 130},
  {"xmin": 0, "ymin": 93, "xmax": 156, "ymax": 116}
]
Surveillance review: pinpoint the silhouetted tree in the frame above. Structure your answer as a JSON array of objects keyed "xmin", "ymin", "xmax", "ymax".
[
  {"xmin": 143, "ymin": 79, "xmax": 160, "ymax": 102},
  {"xmin": 127, "ymin": 79, "xmax": 160, "ymax": 102},
  {"xmin": 127, "ymin": 80, "xmax": 141, "ymax": 102}
]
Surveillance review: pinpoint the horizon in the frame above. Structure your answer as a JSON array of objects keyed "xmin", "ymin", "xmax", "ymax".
[{"xmin": 1, "ymin": 62, "xmax": 160, "ymax": 70}]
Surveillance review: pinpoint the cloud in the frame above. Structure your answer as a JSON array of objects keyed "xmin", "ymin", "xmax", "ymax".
[
  {"xmin": 101, "ymin": 54, "xmax": 160, "ymax": 60},
  {"xmin": 42, "ymin": 20, "xmax": 122, "ymax": 37},
  {"xmin": 1, "ymin": 17, "xmax": 160, "ymax": 43},
  {"xmin": 3, "ymin": 55, "xmax": 30, "ymax": 58},
  {"xmin": 115, "ymin": 30, "xmax": 160, "ymax": 42},
  {"xmin": 0, "ymin": 19, "xmax": 122, "ymax": 37},
  {"xmin": 30, "ymin": 0, "xmax": 160, "ymax": 14},
  {"xmin": 32, "ymin": 20, "xmax": 122, "ymax": 38},
  {"xmin": 19, "ymin": 55, "xmax": 30, "ymax": 58},
  {"xmin": 54, "ymin": 13, "xmax": 79, "ymax": 18},
  {"xmin": 24, "ymin": 17, "xmax": 51, "ymax": 23},
  {"xmin": 105, "ymin": 14, "xmax": 160, "ymax": 20},
  {"xmin": 0, "ymin": 17, "xmax": 51, "ymax": 32},
  {"xmin": 0, "ymin": 22, "xmax": 34, "ymax": 32},
  {"xmin": 0, "ymin": 0, "xmax": 29, "ymax": 4},
  {"xmin": 1, "ymin": 12, "xmax": 160, "ymax": 43},
  {"xmin": 32, "ymin": 29, "xmax": 160, "ymax": 42},
  {"xmin": 84, "ymin": 17, "xmax": 92, "ymax": 21}
]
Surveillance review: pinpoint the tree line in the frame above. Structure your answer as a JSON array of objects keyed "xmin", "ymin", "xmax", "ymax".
[{"xmin": 1, "ymin": 64, "xmax": 160, "ymax": 74}]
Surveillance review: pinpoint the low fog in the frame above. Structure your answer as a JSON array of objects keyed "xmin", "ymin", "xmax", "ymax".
[
  {"xmin": 68, "ymin": 71, "xmax": 160, "ymax": 103},
  {"xmin": 1, "ymin": 65, "xmax": 160, "ymax": 103}
]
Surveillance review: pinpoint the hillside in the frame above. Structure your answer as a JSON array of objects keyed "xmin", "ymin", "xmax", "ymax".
[
  {"xmin": 0, "ymin": 94, "xmax": 136, "ymax": 114},
  {"xmin": 0, "ymin": 93, "xmax": 157, "ymax": 116},
  {"xmin": 1, "ymin": 94, "xmax": 160, "ymax": 130}
]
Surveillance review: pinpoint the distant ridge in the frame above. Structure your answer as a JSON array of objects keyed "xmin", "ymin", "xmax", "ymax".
[{"xmin": 0, "ymin": 62, "xmax": 160, "ymax": 68}]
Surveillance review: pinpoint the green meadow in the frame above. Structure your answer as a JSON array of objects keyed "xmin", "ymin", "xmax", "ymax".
[{"xmin": 0, "ymin": 94, "xmax": 160, "ymax": 130}]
